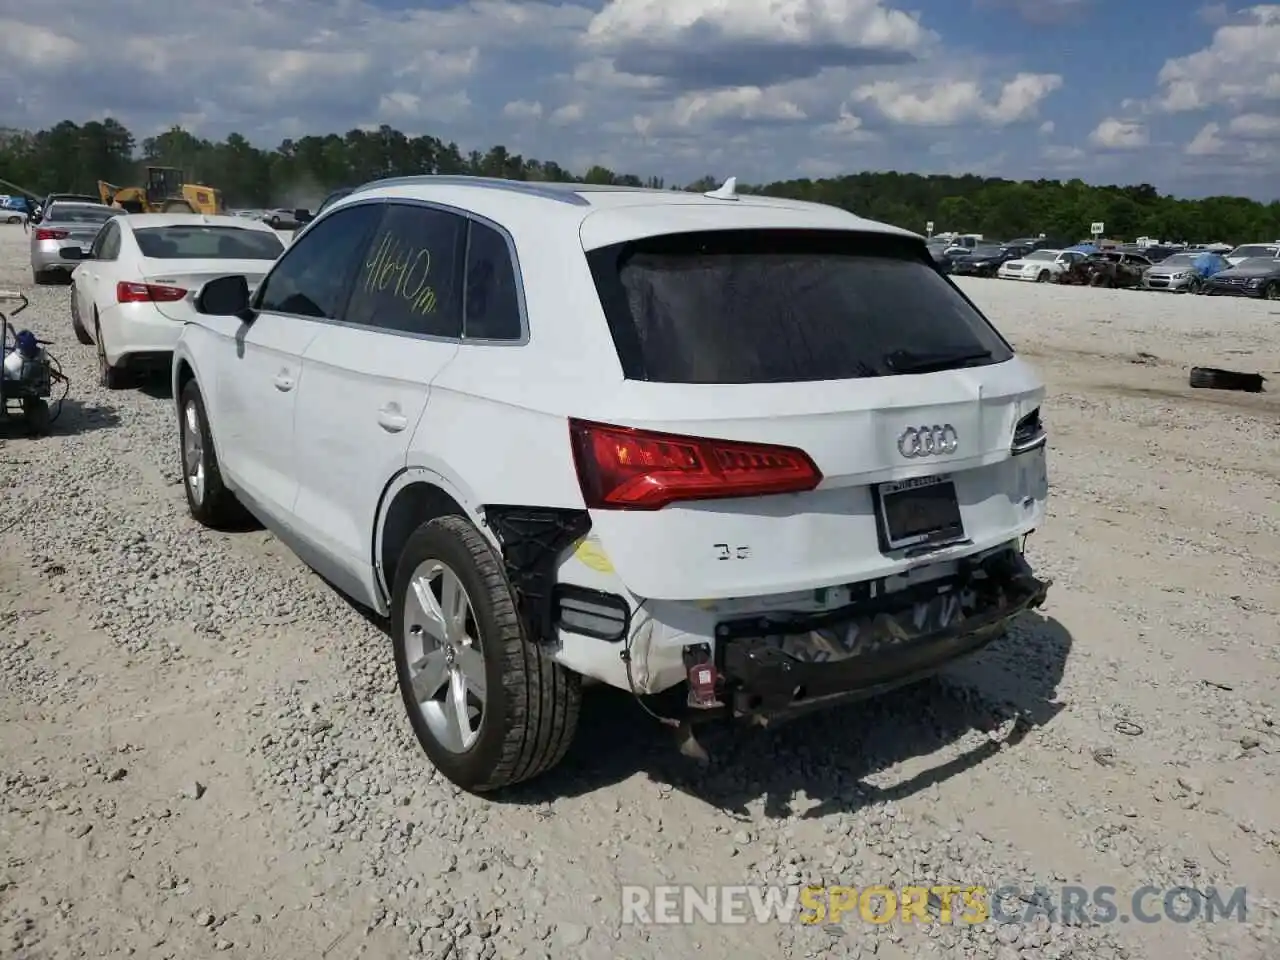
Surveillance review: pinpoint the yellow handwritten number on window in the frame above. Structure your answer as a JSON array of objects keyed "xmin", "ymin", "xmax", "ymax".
[{"xmin": 364, "ymin": 232, "xmax": 438, "ymax": 315}]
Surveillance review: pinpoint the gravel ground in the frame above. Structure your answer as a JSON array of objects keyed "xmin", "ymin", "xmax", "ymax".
[{"xmin": 1, "ymin": 222, "xmax": 1277, "ymax": 960}]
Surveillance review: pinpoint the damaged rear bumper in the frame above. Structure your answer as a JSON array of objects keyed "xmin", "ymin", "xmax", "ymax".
[{"xmin": 714, "ymin": 548, "xmax": 1050, "ymax": 723}]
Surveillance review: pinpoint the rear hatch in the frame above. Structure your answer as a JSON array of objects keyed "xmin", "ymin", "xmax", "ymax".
[{"xmin": 572, "ymin": 225, "xmax": 1047, "ymax": 601}]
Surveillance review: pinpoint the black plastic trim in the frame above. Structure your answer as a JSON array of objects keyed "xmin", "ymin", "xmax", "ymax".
[{"xmin": 481, "ymin": 506, "xmax": 591, "ymax": 645}]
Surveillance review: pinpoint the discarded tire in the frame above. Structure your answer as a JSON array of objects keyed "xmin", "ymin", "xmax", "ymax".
[{"xmin": 1188, "ymin": 367, "xmax": 1267, "ymax": 393}]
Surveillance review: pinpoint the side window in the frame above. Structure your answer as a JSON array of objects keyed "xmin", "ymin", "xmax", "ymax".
[
  {"xmin": 256, "ymin": 203, "xmax": 382, "ymax": 318},
  {"xmin": 463, "ymin": 221, "xmax": 523, "ymax": 340},
  {"xmin": 345, "ymin": 204, "xmax": 464, "ymax": 337},
  {"xmin": 92, "ymin": 222, "xmax": 119, "ymax": 260}
]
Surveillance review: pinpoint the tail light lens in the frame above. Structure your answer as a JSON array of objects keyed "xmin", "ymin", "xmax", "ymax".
[
  {"xmin": 569, "ymin": 418, "xmax": 822, "ymax": 510},
  {"xmin": 35, "ymin": 228, "xmax": 68, "ymax": 241},
  {"xmin": 1011, "ymin": 407, "xmax": 1046, "ymax": 455},
  {"xmin": 116, "ymin": 281, "xmax": 187, "ymax": 304}
]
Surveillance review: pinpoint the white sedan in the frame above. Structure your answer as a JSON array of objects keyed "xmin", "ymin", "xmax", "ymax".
[
  {"xmin": 65, "ymin": 213, "xmax": 286, "ymax": 388},
  {"xmin": 997, "ymin": 248, "xmax": 1086, "ymax": 283}
]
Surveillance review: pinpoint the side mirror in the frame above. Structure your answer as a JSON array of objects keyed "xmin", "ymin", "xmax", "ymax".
[
  {"xmin": 196, "ymin": 275, "xmax": 252, "ymax": 318},
  {"xmin": 60, "ymin": 246, "xmax": 86, "ymax": 260}
]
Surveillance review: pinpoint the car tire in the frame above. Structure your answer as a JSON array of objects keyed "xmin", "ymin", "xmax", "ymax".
[
  {"xmin": 392, "ymin": 516, "xmax": 581, "ymax": 793},
  {"xmin": 70, "ymin": 286, "xmax": 93, "ymax": 345},
  {"xmin": 32, "ymin": 269, "xmax": 51, "ymax": 286},
  {"xmin": 1037, "ymin": 270, "xmax": 1051, "ymax": 283},
  {"xmin": 178, "ymin": 379, "xmax": 250, "ymax": 529},
  {"xmin": 94, "ymin": 316, "xmax": 128, "ymax": 390},
  {"xmin": 1264, "ymin": 281, "xmax": 1279, "ymax": 301}
]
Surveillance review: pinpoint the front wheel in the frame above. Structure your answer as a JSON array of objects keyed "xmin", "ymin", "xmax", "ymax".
[
  {"xmin": 1037, "ymin": 270, "xmax": 1051, "ymax": 283},
  {"xmin": 1264, "ymin": 282, "xmax": 1279, "ymax": 301},
  {"xmin": 392, "ymin": 516, "xmax": 581, "ymax": 793},
  {"xmin": 1185, "ymin": 277, "xmax": 1202, "ymax": 295}
]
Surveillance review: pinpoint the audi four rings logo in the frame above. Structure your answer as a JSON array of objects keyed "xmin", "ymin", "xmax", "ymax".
[{"xmin": 898, "ymin": 424, "xmax": 959, "ymax": 458}]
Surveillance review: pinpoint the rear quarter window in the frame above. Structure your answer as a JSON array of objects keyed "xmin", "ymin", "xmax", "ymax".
[{"xmin": 586, "ymin": 229, "xmax": 1014, "ymax": 384}]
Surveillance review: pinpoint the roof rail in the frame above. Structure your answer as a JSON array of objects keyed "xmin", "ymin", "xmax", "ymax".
[{"xmin": 350, "ymin": 175, "xmax": 591, "ymax": 207}]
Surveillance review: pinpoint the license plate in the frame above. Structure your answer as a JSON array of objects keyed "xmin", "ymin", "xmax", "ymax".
[{"xmin": 877, "ymin": 474, "xmax": 965, "ymax": 551}]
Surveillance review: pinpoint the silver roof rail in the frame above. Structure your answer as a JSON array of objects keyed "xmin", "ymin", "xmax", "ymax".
[{"xmin": 350, "ymin": 175, "xmax": 591, "ymax": 207}]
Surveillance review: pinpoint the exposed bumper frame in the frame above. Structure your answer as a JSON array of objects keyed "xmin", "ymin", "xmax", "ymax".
[{"xmin": 714, "ymin": 547, "xmax": 1051, "ymax": 724}]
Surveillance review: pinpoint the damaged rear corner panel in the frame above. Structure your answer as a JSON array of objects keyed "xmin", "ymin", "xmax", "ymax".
[{"xmin": 481, "ymin": 505, "xmax": 592, "ymax": 645}]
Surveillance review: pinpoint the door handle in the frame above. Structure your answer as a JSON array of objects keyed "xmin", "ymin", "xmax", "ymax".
[
  {"xmin": 273, "ymin": 372, "xmax": 295, "ymax": 392},
  {"xmin": 377, "ymin": 404, "xmax": 407, "ymax": 432}
]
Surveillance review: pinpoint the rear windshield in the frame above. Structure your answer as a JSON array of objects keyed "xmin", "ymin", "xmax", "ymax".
[
  {"xmin": 134, "ymin": 226, "xmax": 285, "ymax": 260},
  {"xmin": 587, "ymin": 229, "xmax": 1014, "ymax": 384},
  {"xmin": 48, "ymin": 205, "xmax": 117, "ymax": 224}
]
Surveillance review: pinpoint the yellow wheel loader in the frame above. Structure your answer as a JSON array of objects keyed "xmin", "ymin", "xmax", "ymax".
[{"xmin": 98, "ymin": 166, "xmax": 224, "ymax": 215}]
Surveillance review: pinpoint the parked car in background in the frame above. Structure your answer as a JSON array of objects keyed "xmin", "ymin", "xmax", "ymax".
[
  {"xmin": 1224, "ymin": 243, "xmax": 1279, "ymax": 266},
  {"xmin": 29, "ymin": 201, "xmax": 120, "ymax": 284},
  {"xmin": 33, "ymin": 192, "xmax": 100, "ymax": 222},
  {"xmin": 998, "ymin": 248, "xmax": 1086, "ymax": 282},
  {"xmin": 950, "ymin": 243, "xmax": 1031, "ymax": 278},
  {"xmin": 1202, "ymin": 257, "xmax": 1280, "ymax": 299},
  {"xmin": 1005, "ymin": 237, "xmax": 1063, "ymax": 253},
  {"xmin": 3, "ymin": 196, "xmax": 34, "ymax": 223},
  {"xmin": 1080, "ymin": 251, "xmax": 1153, "ymax": 288},
  {"xmin": 261, "ymin": 208, "xmax": 312, "ymax": 229},
  {"xmin": 59, "ymin": 213, "xmax": 286, "ymax": 387},
  {"xmin": 170, "ymin": 176, "xmax": 1051, "ymax": 792},
  {"xmin": 1141, "ymin": 251, "xmax": 1229, "ymax": 293}
]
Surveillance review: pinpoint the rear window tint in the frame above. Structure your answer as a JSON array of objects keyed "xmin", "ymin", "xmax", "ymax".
[
  {"xmin": 134, "ymin": 226, "xmax": 284, "ymax": 260},
  {"xmin": 587, "ymin": 229, "xmax": 1014, "ymax": 384}
]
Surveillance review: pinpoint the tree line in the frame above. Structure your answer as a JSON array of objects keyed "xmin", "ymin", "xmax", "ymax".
[{"xmin": 2, "ymin": 118, "xmax": 1278, "ymax": 244}]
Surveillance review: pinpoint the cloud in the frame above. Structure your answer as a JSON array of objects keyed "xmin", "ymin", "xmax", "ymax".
[
  {"xmin": 852, "ymin": 72, "xmax": 1063, "ymax": 126},
  {"xmin": 1089, "ymin": 117, "xmax": 1148, "ymax": 149},
  {"xmin": 1, "ymin": 0, "xmax": 1272, "ymax": 200},
  {"xmin": 631, "ymin": 85, "xmax": 809, "ymax": 137},
  {"xmin": 1153, "ymin": 4, "xmax": 1280, "ymax": 112},
  {"xmin": 1185, "ymin": 121, "xmax": 1230, "ymax": 155},
  {"xmin": 549, "ymin": 103, "xmax": 586, "ymax": 126},
  {"xmin": 502, "ymin": 99, "xmax": 543, "ymax": 120},
  {"xmin": 0, "ymin": 0, "xmax": 587, "ymax": 138},
  {"xmin": 583, "ymin": 0, "xmax": 935, "ymax": 90},
  {"xmin": 1227, "ymin": 112, "xmax": 1280, "ymax": 138}
]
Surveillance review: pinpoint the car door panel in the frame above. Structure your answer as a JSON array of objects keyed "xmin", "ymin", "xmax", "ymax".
[
  {"xmin": 217, "ymin": 201, "xmax": 384, "ymax": 528},
  {"xmin": 291, "ymin": 202, "xmax": 467, "ymax": 600}
]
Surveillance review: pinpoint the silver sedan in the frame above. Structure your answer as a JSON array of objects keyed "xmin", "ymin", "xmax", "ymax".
[{"xmin": 29, "ymin": 202, "xmax": 120, "ymax": 284}]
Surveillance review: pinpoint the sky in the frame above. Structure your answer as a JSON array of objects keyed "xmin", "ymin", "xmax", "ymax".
[{"xmin": 1, "ymin": 0, "xmax": 1278, "ymax": 201}]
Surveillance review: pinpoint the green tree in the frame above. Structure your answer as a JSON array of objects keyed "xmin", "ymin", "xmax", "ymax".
[{"xmin": 0, "ymin": 117, "xmax": 1275, "ymax": 242}]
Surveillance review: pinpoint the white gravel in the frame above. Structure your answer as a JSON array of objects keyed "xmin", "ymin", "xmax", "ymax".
[{"xmin": 1, "ymin": 222, "xmax": 1277, "ymax": 960}]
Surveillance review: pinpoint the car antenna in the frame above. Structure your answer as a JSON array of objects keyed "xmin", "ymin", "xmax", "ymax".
[{"xmin": 704, "ymin": 176, "xmax": 739, "ymax": 201}]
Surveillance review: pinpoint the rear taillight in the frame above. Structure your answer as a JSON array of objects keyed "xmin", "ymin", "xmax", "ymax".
[
  {"xmin": 568, "ymin": 418, "xmax": 822, "ymax": 510},
  {"xmin": 1012, "ymin": 407, "xmax": 1047, "ymax": 455},
  {"xmin": 35, "ymin": 228, "xmax": 68, "ymax": 241},
  {"xmin": 116, "ymin": 281, "xmax": 187, "ymax": 303}
]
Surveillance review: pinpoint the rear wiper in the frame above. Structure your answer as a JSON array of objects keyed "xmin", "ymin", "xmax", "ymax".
[{"xmin": 883, "ymin": 347, "xmax": 992, "ymax": 374}]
